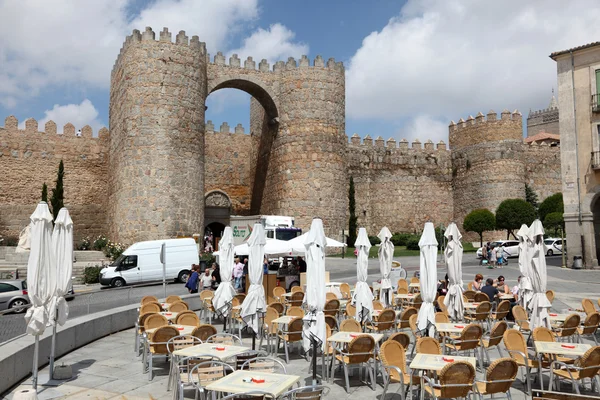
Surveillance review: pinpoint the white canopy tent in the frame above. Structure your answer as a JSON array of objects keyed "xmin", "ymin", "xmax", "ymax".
[
  {"xmin": 233, "ymin": 238, "xmax": 294, "ymax": 257},
  {"xmin": 288, "ymin": 232, "xmax": 346, "ymax": 254},
  {"xmin": 377, "ymin": 227, "xmax": 394, "ymax": 308},
  {"xmin": 241, "ymin": 224, "xmax": 267, "ymax": 334},
  {"xmin": 212, "ymin": 227, "xmax": 237, "ymax": 315},
  {"xmin": 353, "ymin": 228, "xmax": 374, "ymax": 323},
  {"xmin": 516, "ymin": 224, "xmax": 533, "ymax": 309},
  {"xmin": 443, "ymin": 222, "xmax": 464, "ymax": 321},
  {"xmin": 417, "ymin": 222, "xmax": 438, "ymax": 333},
  {"xmin": 528, "ymin": 219, "xmax": 551, "ymax": 330}
]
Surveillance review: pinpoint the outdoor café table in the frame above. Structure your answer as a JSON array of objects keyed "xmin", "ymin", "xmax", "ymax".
[
  {"xmin": 435, "ymin": 323, "xmax": 467, "ymax": 349},
  {"xmin": 498, "ymin": 294, "xmax": 514, "ymax": 301},
  {"xmin": 409, "ymin": 283, "xmax": 420, "ymax": 292},
  {"xmin": 409, "ymin": 353, "xmax": 477, "ymax": 399},
  {"xmin": 160, "ymin": 303, "xmax": 171, "ymax": 310},
  {"xmin": 205, "ymin": 370, "xmax": 300, "ymax": 398},
  {"xmin": 327, "ymin": 331, "xmax": 384, "ymax": 384},
  {"xmin": 173, "ymin": 342, "xmax": 250, "ymax": 360},
  {"xmin": 534, "ymin": 342, "xmax": 592, "ymax": 390},
  {"xmin": 548, "ymin": 313, "xmax": 571, "ymax": 324},
  {"xmin": 159, "ymin": 311, "xmax": 178, "ymax": 322},
  {"xmin": 395, "ymin": 293, "xmax": 415, "ymax": 309},
  {"xmin": 272, "ymin": 315, "xmax": 296, "ymax": 326}
]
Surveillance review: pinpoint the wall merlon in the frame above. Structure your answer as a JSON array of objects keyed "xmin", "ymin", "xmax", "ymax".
[
  {"xmin": 501, "ymin": 109, "xmax": 511, "ymax": 120},
  {"xmin": 176, "ymin": 30, "xmax": 188, "ymax": 45},
  {"xmin": 386, "ymin": 138, "xmax": 397, "ymax": 148},
  {"xmin": 131, "ymin": 29, "xmax": 142, "ymax": 42},
  {"xmin": 98, "ymin": 127, "xmax": 109, "ymax": 140},
  {"xmin": 234, "ymin": 123, "xmax": 245, "ymax": 134},
  {"xmin": 273, "ymin": 61, "xmax": 285, "ymax": 72},
  {"xmin": 487, "ymin": 110, "xmax": 497, "ymax": 121},
  {"xmin": 244, "ymin": 57, "xmax": 255, "ymax": 70},
  {"xmin": 4, "ymin": 116, "xmax": 17, "ymax": 130},
  {"xmin": 363, "ymin": 135, "xmax": 373, "ymax": 146},
  {"xmin": 299, "ymin": 55, "xmax": 310, "ymax": 67},
  {"xmin": 259, "ymin": 59, "xmax": 269, "ymax": 72},
  {"xmin": 458, "ymin": 118, "xmax": 465, "ymax": 128},
  {"xmin": 219, "ymin": 122, "xmax": 230, "ymax": 133},
  {"xmin": 412, "ymin": 139, "xmax": 422, "ymax": 149},
  {"xmin": 476, "ymin": 112, "xmax": 485, "ymax": 123},
  {"xmin": 314, "ymin": 55, "xmax": 325, "ymax": 67},
  {"xmin": 286, "ymin": 57, "xmax": 297, "ymax": 69},
  {"xmin": 142, "ymin": 27, "xmax": 155, "ymax": 41},
  {"xmin": 375, "ymin": 136, "xmax": 385, "ymax": 147},
  {"xmin": 63, "ymin": 123, "xmax": 75, "ymax": 136},
  {"xmin": 437, "ymin": 140, "xmax": 446, "ymax": 150},
  {"xmin": 206, "ymin": 120, "xmax": 214, "ymax": 133},
  {"xmin": 467, "ymin": 115, "xmax": 475, "ymax": 125},
  {"xmin": 45, "ymin": 121, "xmax": 56, "ymax": 135},
  {"xmin": 399, "ymin": 139, "xmax": 409, "ymax": 149},
  {"xmin": 81, "ymin": 125, "xmax": 93, "ymax": 139},
  {"xmin": 190, "ymin": 36, "xmax": 204, "ymax": 52},
  {"xmin": 229, "ymin": 54, "xmax": 241, "ymax": 68},
  {"xmin": 512, "ymin": 109, "xmax": 522, "ymax": 121},
  {"xmin": 424, "ymin": 139, "xmax": 434, "ymax": 150},
  {"xmin": 214, "ymin": 52, "xmax": 226, "ymax": 65},
  {"xmin": 327, "ymin": 58, "xmax": 336, "ymax": 69},
  {"xmin": 25, "ymin": 118, "xmax": 37, "ymax": 134},
  {"xmin": 159, "ymin": 27, "xmax": 171, "ymax": 42},
  {"xmin": 350, "ymin": 133, "xmax": 361, "ymax": 145}
]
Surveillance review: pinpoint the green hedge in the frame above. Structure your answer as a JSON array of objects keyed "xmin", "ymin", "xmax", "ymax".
[{"xmin": 83, "ymin": 265, "xmax": 103, "ymax": 284}]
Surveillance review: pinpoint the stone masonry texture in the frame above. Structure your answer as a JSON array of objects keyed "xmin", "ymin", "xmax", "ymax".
[{"xmin": 0, "ymin": 27, "xmax": 562, "ymax": 245}]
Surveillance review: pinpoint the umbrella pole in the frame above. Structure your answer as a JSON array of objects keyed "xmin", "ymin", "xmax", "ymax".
[
  {"xmin": 311, "ymin": 335, "xmax": 317, "ymax": 385},
  {"xmin": 49, "ymin": 318, "xmax": 57, "ymax": 380},
  {"xmin": 32, "ymin": 335, "xmax": 39, "ymax": 390}
]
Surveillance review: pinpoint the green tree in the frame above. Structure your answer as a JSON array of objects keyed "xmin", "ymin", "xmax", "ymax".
[
  {"xmin": 496, "ymin": 199, "xmax": 537, "ymax": 239},
  {"xmin": 348, "ymin": 176, "xmax": 357, "ymax": 246},
  {"xmin": 41, "ymin": 182, "xmax": 48, "ymax": 203},
  {"xmin": 463, "ymin": 209, "xmax": 496, "ymax": 247},
  {"xmin": 50, "ymin": 160, "xmax": 65, "ymax": 221},
  {"xmin": 544, "ymin": 211, "xmax": 564, "ymax": 237},
  {"xmin": 525, "ymin": 183, "xmax": 539, "ymax": 212},
  {"xmin": 538, "ymin": 193, "xmax": 564, "ymax": 223}
]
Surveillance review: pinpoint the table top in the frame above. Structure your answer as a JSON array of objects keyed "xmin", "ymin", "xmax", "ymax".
[
  {"xmin": 548, "ymin": 313, "xmax": 570, "ymax": 322},
  {"xmin": 463, "ymin": 302, "xmax": 480, "ymax": 309},
  {"xmin": 159, "ymin": 311, "xmax": 178, "ymax": 320},
  {"xmin": 146, "ymin": 324, "xmax": 195, "ymax": 337},
  {"xmin": 173, "ymin": 342, "xmax": 250, "ymax": 358},
  {"xmin": 395, "ymin": 294, "xmax": 415, "ymax": 299},
  {"xmin": 409, "ymin": 353, "xmax": 477, "ymax": 372},
  {"xmin": 409, "ymin": 283, "xmax": 420, "ymax": 288},
  {"xmin": 372, "ymin": 309, "xmax": 401, "ymax": 317},
  {"xmin": 327, "ymin": 331, "xmax": 384, "ymax": 343},
  {"xmin": 498, "ymin": 294, "xmax": 514, "ymax": 300},
  {"xmin": 435, "ymin": 323, "xmax": 468, "ymax": 334},
  {"xmin": 272, "ymin": 316, "xmax": 297, "ymax": 324},
  {"xmin": 205, "ymin": 370, "xmax": 300, "ymax": 397},
  {"xmin": 535, "ymin": 341, "xmax": 591, "ymax": 357},
  {"xmin": 281, "ymin": 293, "xmax": 293, "ymax": 298},
  {"xmin": 325, "ymin": 282, "xmax": 343, "ymax": 286},
  {"xmin": 161, "ymin": 303, "xmax": 171, "ymax": 309}
]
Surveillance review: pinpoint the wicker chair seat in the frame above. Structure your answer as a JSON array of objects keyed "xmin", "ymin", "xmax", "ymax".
[{"xmin": 334, "ymin": 353, "xmax": 373, "ymax": 364}]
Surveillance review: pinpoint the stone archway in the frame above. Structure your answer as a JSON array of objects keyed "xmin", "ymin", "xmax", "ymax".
[{"xmin": 204, "ymin": 190, "xmax": 232, "ymax": 251}]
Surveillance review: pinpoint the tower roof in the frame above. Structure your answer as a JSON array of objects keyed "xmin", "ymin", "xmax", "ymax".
[{"xmin": 549, "ymin": 94, "xmax": 557, "ymax": 109}]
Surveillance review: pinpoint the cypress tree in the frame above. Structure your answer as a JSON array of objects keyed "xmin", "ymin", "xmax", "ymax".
[
  {"xmin": 41, "ymin": 182, "xmax": 48, "ymax": 203},
  {"xmin": 50, "ymin": 160, "xmax": 65, "ymax": 220},
  {"xmin": 348, "ymin": 176, "xmax": 358, "ymax": 246}
]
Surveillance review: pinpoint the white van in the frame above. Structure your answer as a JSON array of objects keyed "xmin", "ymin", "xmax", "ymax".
[{"xmin": 99, "ymin": 238, "xmax": 199, "ymax": 288}]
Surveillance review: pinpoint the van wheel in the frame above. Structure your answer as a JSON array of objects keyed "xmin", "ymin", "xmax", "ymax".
[
  {"xmin": 111, "ymin": 278, "xmax": 125, "ymax": 288},
  {"xmin": 178, "ymin": 270, "xmax": 190, "ymax": 283},
  {"xmin": 547, "ymin": 249, "xmax": 553, "ymax": 256}
]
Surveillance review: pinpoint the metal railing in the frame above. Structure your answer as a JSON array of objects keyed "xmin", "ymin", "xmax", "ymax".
[
  {"xmin": 592, "ymin": 151, "xmax": 600, "ymax": 170},
  {"xmin": 592, "ymin": 94, "xmax": 600, "ymax": 113}
]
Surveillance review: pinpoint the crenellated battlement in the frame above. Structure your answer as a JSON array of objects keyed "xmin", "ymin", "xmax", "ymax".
[
  {"xmin": 207, "ymin": 52, "xmax": 344, "ymax": 73},
  {"xmin": 205, "ymin": 121, "xmax": 248, "ymax": 135},
  {"xmin": 448, "ymin": 108, "xmax": 523, "ymax": 150},
  {"xmin": 347, "ymin": 133, "xmax": 447, "ymax": 151},
  {"xmin": 1, "ymin": 116, "xmax": 108, "ymax": 140},
  {"xmin": 449, "ymin": 109, "xmax": 522, "ymax": 132}
]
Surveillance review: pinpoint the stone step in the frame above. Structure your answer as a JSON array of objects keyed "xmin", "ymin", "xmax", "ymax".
[{"xmin": 1, "ymin": 248, "xmax": 109, "ymax": 264}]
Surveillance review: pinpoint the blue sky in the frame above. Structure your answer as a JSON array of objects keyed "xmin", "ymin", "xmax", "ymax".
[{"xmin": 2, "ymin": 0, "xmax": 600, "ymax": 143}]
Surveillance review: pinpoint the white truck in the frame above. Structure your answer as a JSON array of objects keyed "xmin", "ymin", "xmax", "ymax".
[{"xmin": 230, "ymin": 215, "xmax": 301, "ymax": 246}]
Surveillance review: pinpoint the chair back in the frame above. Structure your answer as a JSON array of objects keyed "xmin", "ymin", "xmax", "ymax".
[
  {"xmin": 190, "ymin": 360, "xmax": 235, "ymax": 390},
  {"xmin": 169, "ymin": 301, "xmax": 189, "ymax": 312},
  {"xmin": 207, "ymin": 333, "xmax": 243, "ymax": 345},
  {"xmin": 503, "ymin": 329, "xmax": 527, "ymax": 365},
  {"xmin": 264, "ymin": 307, "xmax": 279, "ymax": 334},
  {"xmin": 582, "ymin": 298, "xmax": 597, "ymax": 316},
  {"xmin": 494, "ymin": 300, "xmax": 511, "ymax": 320},
  {"xmin": 340, "ymin": 319, "xmax": 361, "ymax": 333},
  {"xmin": 235, "ymin": 351, "xmax": 267, "ymax": 370},
  {"xmin": 346, "ymin": 335, "xmax": 375, "ymax": 364},
  {"xmin": 487, "ymin": 321, "xmax": 508, "ymax": 347},
  {"xmin": 241, "ymin": 357, "xmax": 287, "ymax": 374},
  {"xmin": 149, "ymin": 326, "xmax": 179, "ymax": 354},
  {"xmin": 280, "ymin": 385, "xmax": 330, "ymax": 400},
  {"xmin": 397, "ymin": 279, "xmax": 409, "ymax": 292},
  {"xmin": 144, "ymin": 313, "xmax": 168, "ymax": 330},
  {"xmin": 546, "ymin": 290, "xmax": 555, "ymax": 303},
  {"xmin": 458, "ymin": 324, "xmax": 483, "ymax": 351},
  {"xmin": 340, "ymin": 283, "xmax": 351, "ymax": 299},
  {"xmin": 399, "ymin": 307, "xmax": 417, "ymax": 329},
  {"xmin": 346, "ymin": 304, "xmax": 356, "ymax": 318},
  {"xmin": 286, "ymin": 318, "xmax": 304, "ymax": 342},
  {"xmin": 435, "ymin": 312, "xmax": 449, "ymax": 323},
  {"xmin": 578, "ymin": 346, "xmax": 600, "ymax": 379},
  {"xmin": 220, "ymin": 392, "xmax": 271, "ymax": 400},
  {"xmin": 388, "ymin": 332, "xmax": 411, "ymax": 350},
  {"xmin": 323, "ymin": 299, "xmax": 340, "ymax": 316},
  {"xmin": 167, "ymin": 334, "xmax": 202, "ymax": 354},
  {"xmin": 191, "ymin": 324, "xmax": 217, "ymax": 341},
  {"xmin": 412, "ymin": 293, "xmax": 422, "ymax": 310},
  {"xmin": 166, "ymin": 295, "xmax": 182, "ymax": 303},
  {"xmin": 560, "ymin": 314, "xmax": 581, "ymax": 337},
  {"xmin": 437, "ymin": 295, "xmax": 447, "ymax": 311},
  {"xmin": 373, "ymin": 300, "xmax": 384, "ymax": 311},
  {"xmin": 375, "ymin": 309, "xmax": 396, "ymax": 330},
  {"xmin": 380, "ymin": 340, "xmax": 407, "ymax": 381},
  {"xmin": 290, "ymin": 291, "xmax": 304, "ymax": 306},
  {"xmin": 410, "ymin": 277, "xmax": 419, "ymax": 284},
  {"xmin": 473, "ymin": 301, "xmax": 492, "ymax": 321},
  {"xmin": 140, "ymin": 302, "xmax": 161, "ymax": 314},
  {"xmin": 324, "ymin": 315, "xmax": 338, "ymax": 332},
  {"xmin": 463, "ymin": 290, "xmax": 476, "ymax": 301},
  {"xmin": 416, "ymin": 337, "xmax": 441, "ymax": 355},
  {"xmin": 234, "ymin": 294, "xmax": 246, "ymax": 304},
  {"xmin": 176, "ymin": 311, "xmax": 200, "ymax": 326},
  {"xmin": 409, "ymin": 314, "xmax": 420, "ymax": 337},
  {"xmin": 273, "ymin": 286, "xmax": 286, "ymax": 300},
  {"xmin": 512, "ymin": 305, "xmax": 530, "ymax": 331},
  {"xmin": 200, "ymin": 290, "xmax": 214, "ymax": 301},
  {"xmin": 268, "ymin": 301, "xmax": 284, "ymax": 316},
  {"xmin": 438, "ymin": 361, "xmax": 475, "ymax": 398},
  {"xmin": 474, "ymin": 292, "xmax": 489, "ymax": 303},
  {"xmin": 326, "ymin": 292, "xmax": 337, "ymax": 301},
  {"xmin": 286, "ymin": 306, "xmax": 305, "ymax": 318},
  {"xmin": 467, "ymin": 282, "xmax": 473, "ymax": 291},
  {"xmin": 141, "ymin": 295, "xmax": 158, "ymax": 304},
  {"xmin": 581, "ymin": 313, "xmax": 600, "ymax": 335},
  {"xmin": 532, "ymin": 327, "xmax": 555, "ymax": 342},
  {"xmin": 138, "ymin": 312, "xmax": 156, "ymax": 331},
  {"xmin": 396, "ymin": 287, "xmax": 408, "ymax": 295},
  {"xmin": 291, "ymin": 286, "xmax": 303, "ymax": 294},
  {"xmin": 483, "ymin": 358, "xmax": 518, "ymax": 395}
]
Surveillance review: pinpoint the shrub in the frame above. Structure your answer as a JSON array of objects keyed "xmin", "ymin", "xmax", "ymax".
[
  {"xmin": 83, "ymin": 265, "xmax": 103, "ymax": 284},
  {"xmin": 368, "ymin": 235, "xmax": 381, "ymax": 246},
  {"xmin": 539, "ymin": 193, "xmax": 563, "ymax": 222},
  {"xmin": 406, "ymin": 237, "xmax": 420, "ymax": 251},
  {"xmin": 391, "ymin": 233, "xmax": 414, "ymax": 246},
  {"xmin": 93, "ymin": 235, "xmax": 109, "ymax": 251},
  {"xmin": 103, "ymin": 242, "xmax": 125, "ymax": 261},
  {"xmin": 0, "ymin": 236, "xmax": 19, "ymax": 246},
  {"xmin": 199, "ymin": 251, "xmax": 216, "ymax": 265},
  {"xmin": 78, "ymin": 236, "xmax": 91, "ymax": 250}
]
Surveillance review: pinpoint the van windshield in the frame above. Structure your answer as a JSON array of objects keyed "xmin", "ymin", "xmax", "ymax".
[
  {"xmin": 276, "ymin": 228, "xmax": 301, "ymax": 241},
  {"xmin": 110, "ymin": 254, "xmax": 126, "ymax": 266}
]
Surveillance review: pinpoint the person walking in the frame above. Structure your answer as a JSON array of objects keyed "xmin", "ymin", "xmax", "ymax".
[
  {"xmin": 211, "ymin": 262, "xmax": 221, "ymax": 290},
  {"xmin": 200, "ymin": 268, "xmax": 213, "ymax": 290},
  {"xmin": 185, "ymin": 264, "xmax": 199, "ymax": 294},
  {"xmin": 233, "ymin": 257, "xmax": 244, "ymax": 291},
  {"xmin": 489, "ymin": 245, "xmax": 497, "ymax": 268}
]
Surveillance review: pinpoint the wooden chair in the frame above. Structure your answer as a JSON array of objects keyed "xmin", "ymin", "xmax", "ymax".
[
  {"xmin": 191, "ymin": 324, "xmax": 217, "ymax": 342},
  {"xmin": 411, "ymin": 293, "xmax": 422, "ymax": 310},
  {"xmin": 165, "ymin": 335, "xmax": 202, "ymax": 391},
  {"xmin": 144, "ymin": 313, "xmax": 168, "ymax": 331},
  {"xmin": 546, "ymin": 290, "xmax": 555, "ymax": 303},
  {"xmin": 207, "ymin": 333, "xmax": 243, "ymax": 345},
  {"xmin": 503, "ymin": 328, "xmax": 550, "ymax": 394},
  {"xmin": 189, "ymin": 360, "xmax": 235, "ymax": 400},
  {"xmin": 467, "ymin": 282, "xmax": 474, "ymax": 291},
  {"xmin": 240, "ymin": 356, "xmax": 287, "ymax": 374},
  {"xmin": 465, "ymin": 301, "xmax": 492, "ymax": 330},
  {"xmin": 135, "ymin": 312, "xmax": 157, "ymax": 354},
  {"xmin": 340, "ymin": 283, "xmax": 351, "ymax": 300},
  {"xmin": 554, "ymin": 313, "xmax": 581, "ymax": 342},
  {"xmin": 324, "ymin": 315, "xmax": 338, "ymax": 332},
  {"xmin": 474, "ymin": 358, "xmax": 519, "ymax": 399},
  {"xmin": 323, "ymin": 299, "xmax": 340, "ymax": 318},
  {"xmin": 230, "ymin": 297, "xmax": 245, "ymax": 338},
  {"xmin": 533, "ymin": 326, "xmax": 576, "ymax": 366},
  {"xmin": 512, "ymin": 305, "xmax": 531, "ymax": 333},
  {"xmin": 436, "ymin": 295, "xmax": 448, "ymax": 315},
  {"xmin": 578, "ymin": 313, "xmax": 600, "ymax": 345},
  {"xmin": 435, "ymin": 312, "xmax": 449, "ymax": 323},
  {"xmin": 272, "ymin": 286, "xmax": 286, "ymax": 302},
  {"xmin": 443, "ymin": 323, "xmax": 484, "ymax": 370},
  {"xmin": 219, "ymin": 392, "xmax": 272, "ymax": 400},
  {"xmin": 373, "ymin": 300, "xmax": 384, "ymax": 311},
  {"xmin": 280, "ymin": 385, "xmax": 330, "ymax": 400},
  {"xmin": 268, "ymin": 301, "xmax": 284, "ymax": 316},
  {"xmin": 340, "ymin": 319, "xmax": 361, "ymax": 333},
  {"xmin": 333, "ymin": 335, "xmax": 376, "ymax": 392},
  {"xmin": 145, "ymin": 325, "xmax": 179, "ymax": 380},
  {"xmin": 199, "ymin": 290, "xmax": 214, "ymax": 323},
  {"xmin": 260, "ymin": 306, "xmax": 280, "ymax": 353},
  {"xmin": 491, "ymin": 300, "xmax": 511, "ymax": 322},
  {"xmin": 234, "ymin": 294, "xmax": 246, "ymax": 304},
  {"xmin": 326, "ymin": 292, "xmax": 338, "ymax": 301},
  {"xmin": 398, "ymin": 307, "xmax": 417, "ymax": 331},
  {"xmin": 291, "ymin": 286, "xmax": 303, "ymax": 294},
  {"xmin": 234, "ymin": 350, "xmax": 269, "ymax": 370},
  {"xmin": 481, "ymin": 321, "xmax": 507, "ymax": 363},
  {"xmin": 380, "ymin": 340, "xmax": 419, "ymax": 400},
  {"xmin": 288, "ymin": 291, "xmax": 304, "ymax": 307},
  {"xmin": 397, "ymin": 279, "xmax": 409, "ymax": 293},
  {"xmin": 286, "ymin": 306, "xmax": 304, "ymax": 318},
  {"xmin": 463, "ymin": 290, "xmax": 476, "ymax": 302},
  {"xmin": 549, "ymin": 346, "xmax": 600, "ymax": 394},
  {"xmin": 366, "ymin": 309, "xmax": 396, "ymax": 334},
  {"xmin": 474, "ymin": 292, "xmax": 490, "ymax": 303},
  {"xmin": 345, "ymin": 303, "xmax": 356, "ymax": 319},
  {"xmin": 140, "ymin": 302, "xmax": 161, "ymax": 314},
  {"xmin": 422, "ymin": 361, "xmax": 476, "ymax": 399},
  {"xmin": 141, "ymin": 295, "xmax": 158, "ymax": 304},
  {"xmin": 388, "ymin": 332, "xmax": 411, "ymax": 350},
  {"xmin": 410, "ymin": 277, "xmax": 419, "ymax": 285},
  {"xmin": 582, "ymin": 298, "xmax": 597, "ymax": 316},
  {"xmin": 169, "ymin": 301, "xmax": 189, "ymax": 312},
  {"xmin": 416, "ymin": 337, "xmax": 442, "ymax": 355},
  {"xmin": 275, "ymin": 317, "xmax": 304, "ymax": 364},
  {"xmin": 176, "ymin": 311, "xmax": 200, "ymax": 326},
  {"xmin": 166, "ymin": 295, "xmax": 182, "ymax": 303}
]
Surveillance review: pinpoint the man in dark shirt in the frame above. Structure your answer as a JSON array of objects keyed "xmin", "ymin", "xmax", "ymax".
[
  {"xmin": 298, "ymin": 256, "xmax": 307, "ymax": 273},
  {"xmin": 481, "ymin": 278, "xmax": 499, "ymax": 301}
]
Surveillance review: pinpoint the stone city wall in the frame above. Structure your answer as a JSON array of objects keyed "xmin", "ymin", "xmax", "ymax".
[
  {"xmin": 0, "ymin": 116, "xmax": 109, "ymax": 242},
  {"xmin": 523, "ymin": 143, "xmax": 562, "ymax": 202}
]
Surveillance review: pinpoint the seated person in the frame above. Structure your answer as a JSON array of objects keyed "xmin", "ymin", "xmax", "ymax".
[
  {"xmin": 495, "ymin": 275, "xmax": 510, "ymax": 294},
  {"xmin": 437, "ymin": 274, "xmax": 449, "ymax": 296},
  {"xmin": 472, "ymin": 273, "xmax": 484, "ymax": 291},
  {"xmin": 511, "ymin": 276, "xmax": 520, "ymax": 301},
  {"xmin": 481, "ymin": 278, "xmax": 499, "ymax": 301}
]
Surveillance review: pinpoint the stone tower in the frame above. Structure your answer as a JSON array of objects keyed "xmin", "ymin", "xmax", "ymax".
[
  {"xmin": 109, "ymin": 28, "xmax": 207, "ymax": 243},
  {"xmin": 527, "ymin": 92, "xmax": 560, "ymax": 136},
  {"xmin": 108, "ymin": 28, "xmax": 346, "ymax": 242},
  {"xmin": 449, "ymin": 110, "xmax": 524, "ymax": 228}
]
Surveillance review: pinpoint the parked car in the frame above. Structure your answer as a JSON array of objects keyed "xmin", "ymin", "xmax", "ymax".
[
  {"xmin": 0, "ymin": 279, "xmax": 29, "ymax": 312},
  {"xmin": 476, "ymin": 240, "xmax": 520, "ymax": 258},
  {"xmin": 544, "ymin": 238, "xmax": 565, "ymax": 256}
]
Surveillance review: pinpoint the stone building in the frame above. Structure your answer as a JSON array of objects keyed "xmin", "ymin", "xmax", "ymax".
[
  {"xmin": 551, "ymin": 41, "xmax": 600, "ymax": 268},
  {"xmin": 527, "ymin": 94, "xmax": 560, "ymax": 137},
  {"xmin": 0, "ymin": 27, "xmax": 562, "ymax": 246}
]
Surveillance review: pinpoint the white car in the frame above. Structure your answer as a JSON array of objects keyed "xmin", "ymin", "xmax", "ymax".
[
  {"xmin": 544, "ymin": 238, "xmax": 565, "ymax": 256},
  {"xmin": 476, "ymin": 240, "xmax": 520, "ymax": 258}
]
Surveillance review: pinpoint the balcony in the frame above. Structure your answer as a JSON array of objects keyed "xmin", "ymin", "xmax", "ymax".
[
  {"xmin": 593, "ymin": 151, "xmax": 600, "ymax": 170},
  {"xmin": 592, "ymin": 94, "xmax": 600, "ymax": 113}
]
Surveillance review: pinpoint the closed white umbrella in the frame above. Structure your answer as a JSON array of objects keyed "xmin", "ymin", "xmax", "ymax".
[
  {"xmin": 417, "ymin": 222, "xmax": 438, "ymax": 333},
  {"xmin": 23, "ymin": 202, "xmax": 55, "ymax": 389},
  {"xmin": 241, "ymin": 224, "xmax": 267, "ymax": 334},
  {"xmin": 528, "ymin": 219, "xmax": 551, "ymax": 330},
  {"xmin": 353, "ymin": 228, "xmax": 373, "ymax": 323},
  {"xmin": 516, "ymin": 224, "xmax": 533, "ymax": 309},
  {"xmin": 443, "ymin": 222, "xmax": 464, "ymax": 321},
  {"xmin": 213, "ymin": 227, "xmax": 237, "ymax": 315},
  {"xmin": 48, "ymin": 208, "xmax": 73, "ymax": 379},
  {"xmin": 302, "ymin": 218, "xmax": 327, "ymax": 354},
  {"xmin": 377, "ymin": 227, "xmax": 394, "ymax": 308}
]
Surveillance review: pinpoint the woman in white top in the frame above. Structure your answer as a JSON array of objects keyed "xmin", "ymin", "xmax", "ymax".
[{"xmin": 489, "ymin": 245, "xmax": 497, "ymax": 268}]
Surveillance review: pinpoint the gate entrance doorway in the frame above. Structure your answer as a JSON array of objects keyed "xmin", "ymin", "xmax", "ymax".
[{"xmin": 204, "ymin": 191, "xmax": 231, "ymax": 251}]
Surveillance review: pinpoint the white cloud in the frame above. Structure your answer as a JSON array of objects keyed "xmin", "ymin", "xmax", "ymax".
[
  {"xmin": 230, "ymin": 23, "xmax": 309, "ymax": 64},
  {"xmin": 399, "ymin": 115, "xmax": 448, "ymax": 144},
  {"xmin": 34, "ymin": 100, "xmax": 104, "ymax": 134},
  {"xmin": 346, "ymin": 0, "xmax": 600, "ymax": 140}
]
